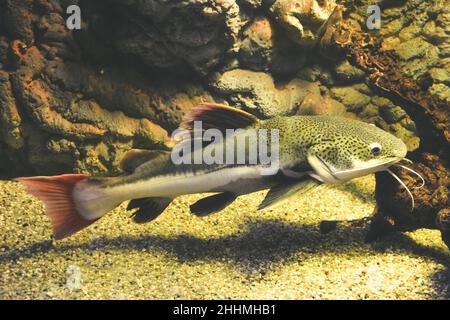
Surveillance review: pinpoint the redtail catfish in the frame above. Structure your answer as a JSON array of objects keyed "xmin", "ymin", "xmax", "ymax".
[{"xmin": 16, "ymin": 103, "xmax": 408, "ymax": 239}]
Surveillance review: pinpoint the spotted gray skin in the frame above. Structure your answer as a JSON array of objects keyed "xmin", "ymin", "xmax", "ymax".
[
  {"xmin": 257, "ymin": 115, "xmax": 408, "ymax": 183},
  {"xmin": 92, "ymin": 115, "xmax": 407, "ymax": 189}
]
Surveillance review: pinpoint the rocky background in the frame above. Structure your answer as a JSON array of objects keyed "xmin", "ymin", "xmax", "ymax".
[
  {"xmin": 2, "ymin": 0, "xmax": 446, "ymax": 176},
  {"xmin": 0, "ymin": 1, "xmax": 448, "ymax": 242}
]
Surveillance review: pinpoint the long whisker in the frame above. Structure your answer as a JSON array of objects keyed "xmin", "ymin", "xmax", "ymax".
[
  {"xmin": 386, "ymin": 168, "xmax": 415, "ymax": 211},
  {"xmin": 401, "ymin": 158, "xmax": 413, "ymax": 165},
  {"xmin": 393, "ymin": 164, "xmax": 425, "ymax": 189}
]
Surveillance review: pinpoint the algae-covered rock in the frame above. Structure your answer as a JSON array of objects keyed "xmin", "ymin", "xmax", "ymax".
[
  {"xmin": 394, "ymin": 38, "xmax": 440, "ymax": 79},
  {"xmin": 388, "ymin": 123, "xmax": 420, "ymax": 151},
  {"xmin": 394, "ymin": 37, "xmax": 436, "ymax": 61},
  {"xmin": 371, "ymin": 96, "xmax": 407, "ymax": 124},
  {"xmin": 400, "ymin": 117, "xmax": 417, "ymax": 133},
  {"xmin": 330, "ymin": 86, "xmax": 371, "ymax": 113},
  {"xmin": 379, "ymin": 105, "xmax": 407, "ymax": 124},
  {"xmin": 359, "ymin": 104, "xmax": 379, "ymax": 120},
  {"xmin": 332, "ymin": 60, "xmax": 366, "ymax": 84},
  {"xmin": 429, "ymin": 68, "xmax": 450, "ymax": 85},
  {"xmin": 379, "ymin": 19, "xmax": 404, "ymax": 37},
  {"xmin": 297, "ymin": 92, "xmax": 346, "ymax": 116},
  {"xmin": 398, "ymin": 22, "xmax": 422, "ymax": 41},
  {"xmin": 429, "ymin": 83, "xmax": 450, "ymax": 103},
  {"xmin": 422, "ymin": 19, "xmax": 448, "ymax": 45},
  {"xmin": 212, "ymin": 68, "xmax": 320, "ymax": 117}
]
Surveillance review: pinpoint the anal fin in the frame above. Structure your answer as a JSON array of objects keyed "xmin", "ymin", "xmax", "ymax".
[
  {"xmin": 190, "ymin": 192, "xmax": 236, "ymax": 217},
  {"xmin": 127, "ymin": 197, "xmax": 172, "ymax": 223},
  {"xmin": 258, "ymin": 179, "xmax": 319, "ymax": 211}
]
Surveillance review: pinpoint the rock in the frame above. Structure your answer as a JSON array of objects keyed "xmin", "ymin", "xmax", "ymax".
[
  {"xmin": 370, "ymin": 96, "xmax": 417, "ymax": 143},
  {"xmin": 394, "ymin": 38, "xmax": 440, "ymax": 79},
  {"xmin": 297, "ymin": 65, "xmax": 335, "ymax": 87},
  {"xmin": 297, "ymin": 92, "xmax": 345, "ymax": 116},
  {"xmin": 239, "ymin": 0, "xmax": 275, "ymax": 9},
  {"xmin": 379, "ymin": 105, "xmax": 407, "ymax": 124},
  {"xmin": 371, "ymin": 96, "xmax": 393, "ymax": 108},
  {"xmin": 333, "ymin": 60, "xmax": 365, "ymax": 84},
  {"xmin": 352, "ymin": 83, "xmax": 372, "ymax": 96},
  {"xmin": 269, "ymin": 0, "xmax": 336, "ymax": 46},
  {"xmin": 398, "ymin": 22, "xmax": 422, "ymax": 41},
  {"xmin": 323, "ymin": 95, "xmax": 347, "ymax": 116},
  {"xmin": 212, "ymin": 69, "xmax": 320, "ymax": 117},
  {"xmin": 239, "ymin": 13, "xmax": 308, "ymax": 76},
  {"xmin": 389, "ymin": 123, "xmax": 420, "ymax": 151},
  {"xmin": 400, "ymin": 117, "xmax": 417, "ymax": 133},
  {"xmin": 329, "ymin": 86, "xmax": 371, "ymax": 113},
  {"xmin": 422, "ymin": 20, "xmax": 448, "ymax": 44},
  {"xmin": 428, "ymin": 83, "xmax": 450, "ymax": 103},
  {"xmin": 46, "ymin": 61, "xmax": 213, "ymax": 131},
  {"xmin": 394, "ymin": 37, "xmax": 435, "ymax": 61},
  {"xmin": 0, "ymin": 76, "xmax": 23, "ymax": 150},
  {"xmin": 240, "ymin": 0, "xmax": 262, "ymax": 8},
  {"xmin": 239, "ymin": 17, "xmax": 274, "ymax": 71},
  {"xmin": 270, "ymin": 36, "xmax": 307, "ymax": 76},
  {"xmin": 402, "ymin": 55, "xmax": 440, "ymax": 79},
  {"xmin": 429, "ymin": 68, "xmax": 450, "ymax": 85},
  {"xmin": 379, "ymin": 18, "xmax": 404, "ymax": 37},
  {"xmin": 0, "ymin": 0, "xmax": 34, "ymax": 44},
  {"xmin": 359, "ymin": 104, "xmax": 379, "ymax": 119},
  {"xmin": 82, "ymin": 0, "xmax": 247, "ymax": 76},
  {"xmin": 371, "ymin": 96, "xmax": 408, "ymax": 124},
  {"xmin": 381, "ymin": 36, "xmax": 402, "ymax": 51}
]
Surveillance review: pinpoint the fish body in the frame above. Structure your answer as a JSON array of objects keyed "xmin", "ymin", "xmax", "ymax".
[{"xmin": 17, "ymin": 103, "xmax": 407, "ymax": 239}]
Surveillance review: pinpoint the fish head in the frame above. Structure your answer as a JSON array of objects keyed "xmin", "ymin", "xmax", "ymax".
[{"xmin": 306, "ymin": 117, "xmax": 408, "ymax": 183}]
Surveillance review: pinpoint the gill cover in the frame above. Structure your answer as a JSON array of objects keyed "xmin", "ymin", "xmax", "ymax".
[{"xmin": 306, "ymin": 144, "xmax": 341, "ymax": 183}]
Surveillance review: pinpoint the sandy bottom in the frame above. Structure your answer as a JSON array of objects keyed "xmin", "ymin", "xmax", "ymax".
[{"xmin": 1, "ymin": 176, "xmax": 449, "ymax": 299}]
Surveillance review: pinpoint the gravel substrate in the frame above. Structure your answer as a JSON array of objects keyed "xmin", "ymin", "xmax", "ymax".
[{"xmin": 1, "ymin": 176, "xmax": 449, "ymax": 299}]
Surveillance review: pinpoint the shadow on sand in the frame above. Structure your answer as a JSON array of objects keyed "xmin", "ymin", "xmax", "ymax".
[{"xmin": 1, "ymin": 218, "xmax": 449, "ymax": 297}]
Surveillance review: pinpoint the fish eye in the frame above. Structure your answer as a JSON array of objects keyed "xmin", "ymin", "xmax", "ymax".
[{"xmin": 369, "ymin": 142, "xmax": 382, "ymax": 155}]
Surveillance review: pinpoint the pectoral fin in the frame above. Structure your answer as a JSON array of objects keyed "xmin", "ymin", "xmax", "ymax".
[
  {"xmin": 258, "ymin": 179, "xmax": 320, "ymax": 210},
  {"xmin": 190, "ymin": 192, "xmax": 237, "ymax": 216},
  {"xmin": 127, "ymin": 197, "xmax": 172, "ymax": 223}
]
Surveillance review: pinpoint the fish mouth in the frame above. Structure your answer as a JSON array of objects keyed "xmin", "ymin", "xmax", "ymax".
[{"xmin": 308, "ymin": 155, "xmax": 403, "ymax": 183}]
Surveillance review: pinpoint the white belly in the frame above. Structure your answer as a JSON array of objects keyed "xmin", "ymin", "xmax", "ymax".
[{"xmin": 107, "ymin": 166, "xmax": 266, "ymax": 201}]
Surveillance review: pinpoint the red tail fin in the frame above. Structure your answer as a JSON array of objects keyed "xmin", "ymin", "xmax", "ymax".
[{"xmin": 15, "ymin": 174, "xmax": 98, "ymax": 240}]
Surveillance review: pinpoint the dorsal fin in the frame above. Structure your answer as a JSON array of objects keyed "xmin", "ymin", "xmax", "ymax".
[
  {"xmin": 119, "ymin": 149, "xmax": 169, "ymax": 173},
  {"xmin": 180, "ymin": 103, "xmax": 259, "ymax": 133}
]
